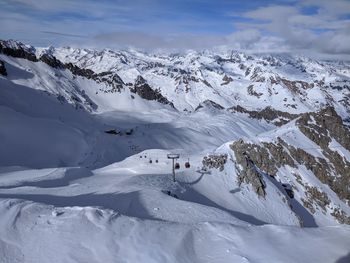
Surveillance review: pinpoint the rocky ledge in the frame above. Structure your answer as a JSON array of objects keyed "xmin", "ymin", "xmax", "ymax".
[
  {"xmin": 130, "ymin": 76, "xmax": 174, "ymax": 107},
  {"xmin": 228, "ymin": 105, "xmax": 299, "ymax": 126},
  {"xmin": 229, "ymin": 106, "xmax": 350, "ymax": 224},
  {"xmin": 0, "ymin": 39, "xmax": 37, "ymax": 62},
  {"xmin": 0, "ymin": 60, "xmax": 7, "ymax": 76}
]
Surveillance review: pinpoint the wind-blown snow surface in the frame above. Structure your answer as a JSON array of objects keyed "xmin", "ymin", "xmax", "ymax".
[
  {"xmin": 1, "ymin": 45, "xmax": 350, "ymax": 262},
  {"xmin": 1, "ymin": 154, "xmax": 350, "ymax": 263}
]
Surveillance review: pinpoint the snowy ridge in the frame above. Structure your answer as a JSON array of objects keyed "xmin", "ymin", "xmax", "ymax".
[
  {"xmin": 2, "ymin": 39, "xmax": 350, "ymax": 115},
  {"xmin": 48, "ymin": 43, "xmax": 350, "ymax": 115}
]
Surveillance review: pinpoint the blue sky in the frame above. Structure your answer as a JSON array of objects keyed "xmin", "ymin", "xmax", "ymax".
[{"xmin": 0, "ymin": 0, "xmax": 350, "ymax": 57}]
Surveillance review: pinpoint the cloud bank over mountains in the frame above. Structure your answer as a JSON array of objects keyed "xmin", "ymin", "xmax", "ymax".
[{"xmin": 1, "ymin": 0, "xmax": 349, "ymax": 59}]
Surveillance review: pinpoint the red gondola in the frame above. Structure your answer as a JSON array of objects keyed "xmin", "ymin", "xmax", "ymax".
[{"xmin": 175, "ymin": 163, "xmax": 180, "ymax": 169}]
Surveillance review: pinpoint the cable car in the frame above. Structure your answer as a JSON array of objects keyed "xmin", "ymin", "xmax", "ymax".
[
  {"xmin": 155, "ymin": 159, "xmax": 159, "ymax": 163},
  {"xmin": 185, "ymin": 158, "xmax": 190, "ymax": 168},
  {"xmin": 149, "ymin": 159, "xmax": 152, "ymax": 164},
  {"xmin": 175, "ymin": 163, "xmax": 180, "ymax": 169}
]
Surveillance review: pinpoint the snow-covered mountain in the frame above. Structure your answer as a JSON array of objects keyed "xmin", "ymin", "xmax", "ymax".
[{"xmin": 0, "ymin": 39, "xmax": 350, "ymax": 262}]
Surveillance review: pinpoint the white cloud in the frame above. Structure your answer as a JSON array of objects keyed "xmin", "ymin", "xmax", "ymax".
[
  {"xmin": 301, "ymin": 0, "xmax": 350, "ymax": 17},
  {"xmin": 233, "ymin": 0, "xmax": 350, "ymax": 57},
  {"xmin": 0, "ymin": 0, "xmax": 349, "ymax": 59}
]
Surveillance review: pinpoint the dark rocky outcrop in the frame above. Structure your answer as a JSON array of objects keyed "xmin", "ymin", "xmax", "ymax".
[
  {"xmin": 105, "ymin": 129, "xmax": 120, "ymax": 135},
  {"xmin": 250, "ymin": 67, "xmax": 265, "ymax": 82},
  {"xmin": 297, "ymin": 106, "xmax": 350, "ymax": 151},
  {"xmin": 94, "ymin": 72, "xmax": 124, "ymax": 93},
  {"xmin": 195, "ymin": 100, "xmax": 224, "ymax": 111},
  {"xmin": 247, "ymin": 84, "xmax": 263, "ymax": 98},
  {"xmin": 331, "ymin": 208, "xmax": 350, "ymax": 224},
  {"xmin": 230, "ymin": 141, "xmax": 270, "ymax": 197},
  {"xmin": 130, "ymin": 76, "xmax": 174, "ymax": 107},
  {"xmin": 230, "ymin": 138, "xmax": 295, "ymax": 178},
  {"xmin": 302, "ymin": 186, "xmax": 330, "ymax": 213},
  {"xmin": 229, "ymin": 110, "xmax": 350, "ymax": 223},
  {"xmin": 0, "ymin": 40, "xmax": 37, "ymax": 62},
  {"xmin": 0, "ymin": 60, "xmax": 7, "ymax": 76},
  {"xmin": 64, "ymin": 63, "xmax": 125, "ymax": 93},
  {"xmin": 64, "ymin": 63, "xmax": 95, "ymax": 78},
  {"xmin": 278, "ymin": 77, "xmax": 314, "ymax": 94},
  {"xmin": 296, "ymin": 106, "xmax": 350, "ymax": 202},
  {"xmin": 228, "ymin": 105, "xmax": 299, "ymax": 126},
  {"xmin": 202, "ymin": 154, "xmax": 227, "ymax": 171},
  {"xmin": 174, "ymin": 72, "xmax": 200, "ymax": 93},
  {"xmin": 39, "ymin": 54, "xmax": 64, "ymax": 68},
  {"xmin": 221, "ymin": 74, "xmax": 233, "ymax": 85}
]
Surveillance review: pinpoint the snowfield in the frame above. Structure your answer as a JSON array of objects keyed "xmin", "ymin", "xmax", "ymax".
[
  {"xmin": 0, "ymin": 41, "xmax": 350, "ymax": 262},
  {"xmin": 1, "ymin": 153, "xmax": 350, "ymax": 263},
  {"xmin": 1, "ymin": 199, "xmax": 350, "ymax": 263},
  {"xmin": 1, "ymin": 155, "xmax": 350, "ymax": 263}
]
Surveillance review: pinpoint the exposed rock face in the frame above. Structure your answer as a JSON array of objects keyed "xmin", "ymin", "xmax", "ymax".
[
  {"xmin": 231, "ymin": 142, "xmax": 266, "ymax": 197},
  {"xmin": 230, "ymin": 141, "xmax": 268, "ymax": 197},
  {"xmin": 202, "ymin": 154, "xmax": 227, "ymax": 171},
  {"xmin": 250, "ymin": 67, "xmax": 265, "ymax": 82},
  {"xmin": 64, "ymin": 63, "xmax": 125, "ymax": 93},
  {"xmin": 130, "ymin": 76, "xmax": 174, "ymax": 107},
  {"xmin": 174, "ymin": 71, "xmax": 200, "ymax": 93},
  {"xmin": 331, "ymin": 208, "xmax": 350, "ymax": 224},
  {"xmin": 302, "ymin": 186, "xmax": 330, "ymax": 213},
  {"xmin": 297, "ymin": 106, "xmax": 350, "ymax": 150},
  {"xmin": 195, "ymin": 100, "xmax": 224, "ymax": 111},
  {"xmin": 0, "ymin": 60, "xmax": 7, "ymax": 76},
  {"xmin": 296, "ymin": 106, "xmax": 350, "ymax": 202},
  {"xmin": 228, "ymin": 105, "xmax": 299, "ymax": 126},
  {"xmin": 105, "ymin": 129, "xmax": 120, "ymax": 135},
  {"xmin": 230, "ymin": 138, "xmax": 295, "ymax": 178},
  {"xmin": 64, "ymin": 63, "xmax": 95, "ymax": 78},
  {"xmin": 278, "ymin": 77, "xmax": 314, "ymax": 94},
  {"xmin": 94, "ymin": 72, "xmax": 124, "ymax": 93},
  {"xmin": 221, "ymin": 74, "xmax": 233, "ymax": 85},
  {"xmin": 247, "ymin": 84, "xmax": 263, "ymax": 98},
  {"xmin": 0, "ymin": 40, "xmax": 37, "ymax": 62},
  {"xmin": 229, "ymin": 106, "xmax": 350, "ymax": 224},
  {"xmin": 39, "ymin": 54, "xmax": 64, "ymax": 68}
]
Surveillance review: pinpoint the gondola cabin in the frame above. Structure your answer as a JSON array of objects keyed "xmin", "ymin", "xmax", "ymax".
[{"xmin": 185, "ymin": 158, "xmax": 190, "ymax": 168}]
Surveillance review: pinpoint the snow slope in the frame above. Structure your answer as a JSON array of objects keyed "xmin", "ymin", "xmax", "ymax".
[
  {"xmin": 1, "ymin": 199, "xmax": 349, "ymax": 263},
  {"xmin": 1, "ymin": 150, "xmax": 350, "ymax": 262},
  {"xmin": 0, "ymin": 150, "xmax": 350, "ymax": 262}
]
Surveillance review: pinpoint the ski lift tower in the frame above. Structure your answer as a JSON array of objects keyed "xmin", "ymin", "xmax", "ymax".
[{"xmin": 167, "ymin": 153, "xmax": 180, "ymax": 182}]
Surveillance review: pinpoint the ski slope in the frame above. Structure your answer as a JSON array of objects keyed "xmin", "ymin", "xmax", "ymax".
[{"xmin": 1, "ymin": 150, "xmax": 350, "ymax": 263}]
